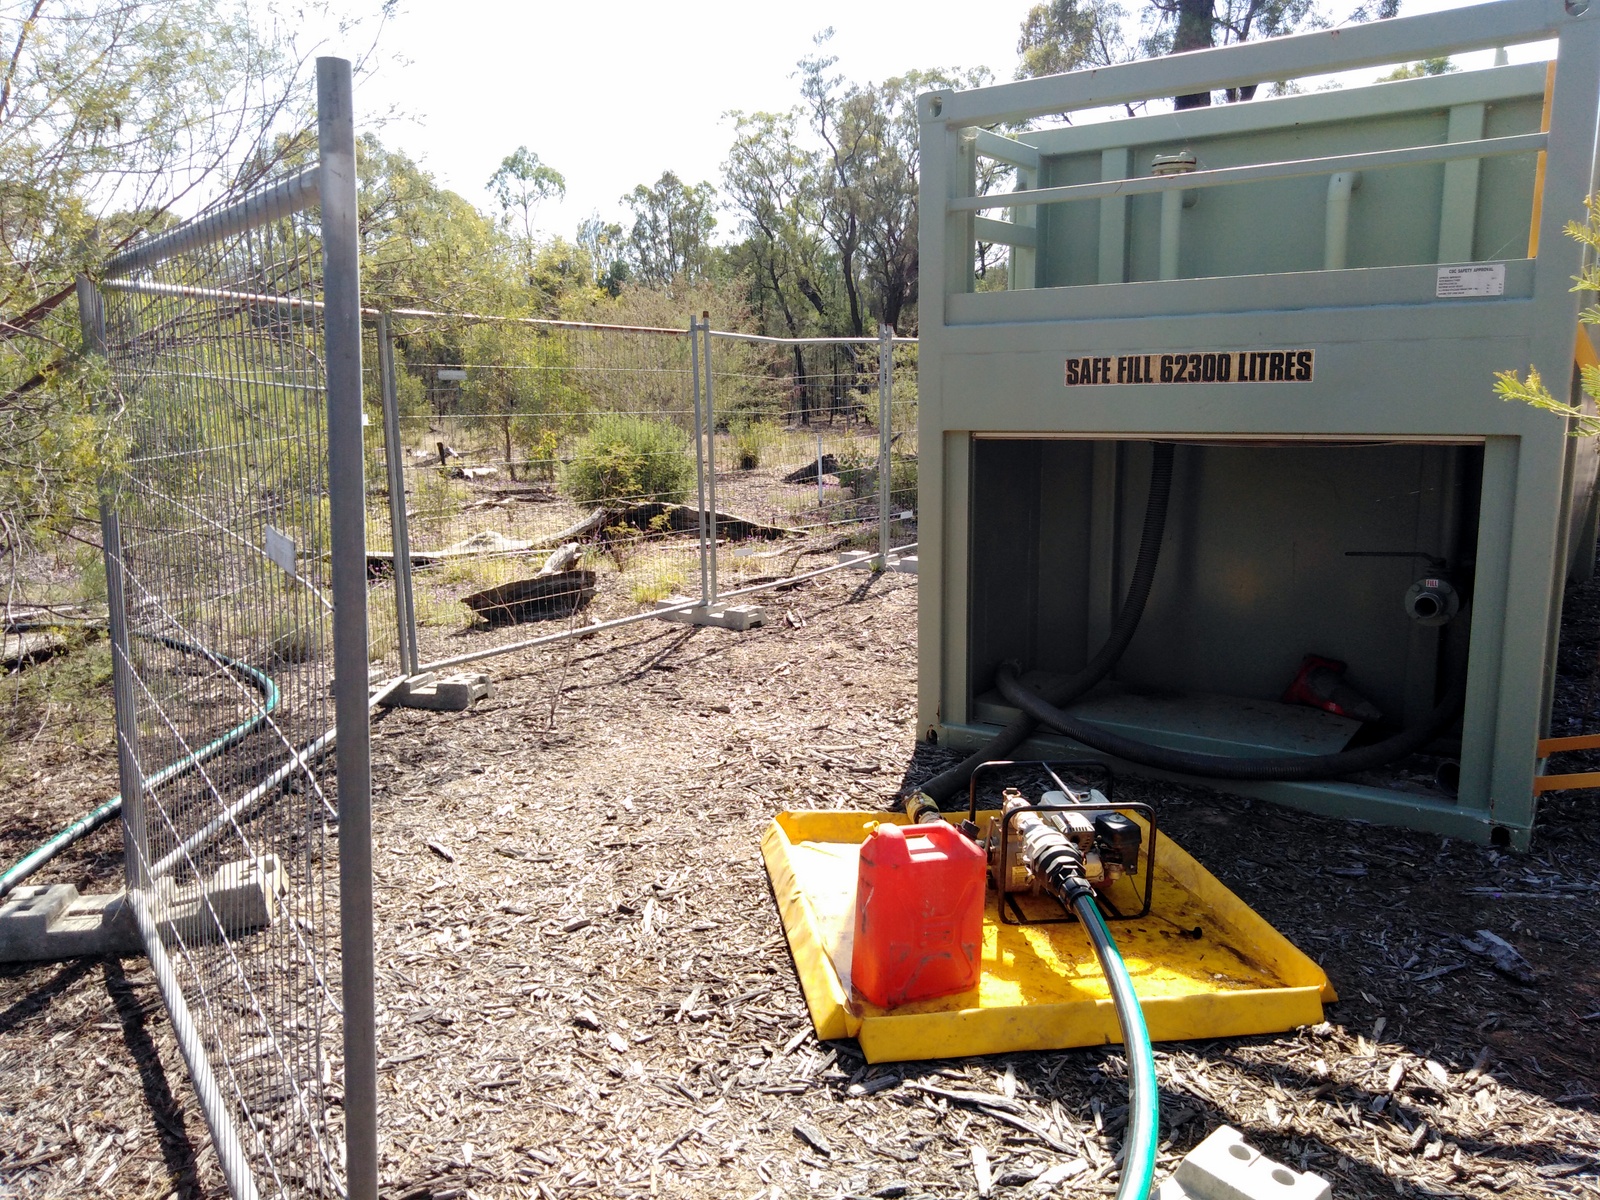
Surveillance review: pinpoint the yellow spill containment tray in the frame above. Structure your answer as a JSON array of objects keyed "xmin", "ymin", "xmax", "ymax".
[{"xmin": 761, "ymin": 810, "xmax": 1337, "ymax": 1063}]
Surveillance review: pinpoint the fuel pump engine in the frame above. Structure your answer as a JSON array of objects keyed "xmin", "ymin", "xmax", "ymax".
[{"xmin": 986, "ymin": 787, "xmax": 1142, "ymax": 903}]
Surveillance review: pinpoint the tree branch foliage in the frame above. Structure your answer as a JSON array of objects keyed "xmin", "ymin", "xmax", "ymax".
[
  {"xmin": 1016, "ymin": 0, "xmax": 1398, "ymax": 105},
  {"xmin": 0, "ymin": 0, "xmax": 391, "ymax": 558},
  {"xmin": 721, "ymin": 33, "xmax": 989, "ymax": 343},
  {"xmin": 1495, "ymin": 195, "xmax": 1600, "ymax": 437}
]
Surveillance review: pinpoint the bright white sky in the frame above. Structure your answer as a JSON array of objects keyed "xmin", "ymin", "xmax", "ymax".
[
  {"xmin": 338, "ymin": 0, "xmax": 1543, "ymax": 244},
  {"xmin": 345, "ymin": 0, "xmax": 1036, "ymax": 239}
]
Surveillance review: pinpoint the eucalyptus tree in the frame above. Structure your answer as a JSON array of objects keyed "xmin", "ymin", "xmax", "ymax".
[
  {"xmin": 723, "ymin": 108, "xmax": 840, "ymax": 414},
  {"xmin": 576, "ymin": 215, "xmax": 628, "ymax": 297},
  {"xmin": 363, "ymin": 137, "xmax": 507, "ymax": 313},
  {"xmin": 0, "ymin": 0, "xmax": 383, "ymax": 559},
  {"xmin": 1016, "ymin": 0, "xmax": 1399, "ymax": 107},
  {"xmin": 621, "ymin": 171, "xmax": 719, "ymax": 289},
  {"xmin": 723, "ymin": 110, "xmax": 835, "ymax": 336},
  {"xmin": 488, "ymin": 145, "xmax": 566, "ymax": 282},
  {"xmin": 795, "ymin": 39, "xmax": 989, "ymax": 337}
]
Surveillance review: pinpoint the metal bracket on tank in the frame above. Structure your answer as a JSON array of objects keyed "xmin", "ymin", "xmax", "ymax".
[{"xmin": 966, "ymin": 760, "xmax": 1158, "ymax": 926}]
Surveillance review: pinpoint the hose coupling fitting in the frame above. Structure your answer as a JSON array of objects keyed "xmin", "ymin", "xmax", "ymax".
[
  {"xmin": 1009, "ymin": 797, "xmax": 1097, "ymax": 905},
  {"xmin": 903, "ymin": 792, "xmax": 944, "ymax": 825}
]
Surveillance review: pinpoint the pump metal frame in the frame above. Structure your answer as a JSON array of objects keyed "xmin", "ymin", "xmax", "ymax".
[
  {"xmin": 964, "ymin": 760, "xmax": 1157, "ymax": 923},
  {"xmin": 918, "ymin": 0, "xmax": 1600, "ymax": 849}
]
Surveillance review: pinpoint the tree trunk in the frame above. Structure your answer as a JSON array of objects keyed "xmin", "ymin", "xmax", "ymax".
[
  {"xmin": 793, "ymin": 344, "xmax": 808, "ymax": 426},
  {"xmin": 503, "ymin": 420, "xmax": 517, "ymax": 482},
  {"xmin": 1173, "ymin": 0, "xmax": 1215, "ymax": 110}
]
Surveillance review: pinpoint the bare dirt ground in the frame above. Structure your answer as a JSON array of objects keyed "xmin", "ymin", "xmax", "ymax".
[{"xmin": 3, "ymin": 558, "xmax": 1599, "ymax": 1199}]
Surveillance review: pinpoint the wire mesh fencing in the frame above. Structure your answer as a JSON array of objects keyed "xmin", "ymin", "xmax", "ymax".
[
  {"xmin": 705, "ymin": 328, "xmax": 919, "ymax": 594},
  {"xmin": 363, "ymin": 311, "xmax": 917, "ymax": 673},
  {"xmin": 886, "ymin": 339, "xmax": 919, "ymax": 555},
  {"xmin": 83, "ymin": 59, "xmax": 375, "ymax": 1200},
  {"xmin": 368, "ymin": 311, "xmax": 707, "ymax": 668},
  {"xmin": 361, "ymin": 323, "xmax": 406, "ymax": 682}
]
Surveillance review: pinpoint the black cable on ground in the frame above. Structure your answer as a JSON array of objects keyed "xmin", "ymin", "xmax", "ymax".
[
  {"xmin": 910, "ymin": 442, "xmax": 1177, "ymax": 809},
  {"xmin": 996, "ymin": 661, "xmax": 1466, "ymax": 781}
]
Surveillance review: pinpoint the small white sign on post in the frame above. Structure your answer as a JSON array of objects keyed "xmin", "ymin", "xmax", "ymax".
[
  {"xmin": 1436, "ymin": 263, "xmax": 1505, "ymax": 298},
  {"xmin": 264, "ymin": 525, "xmax": 297, "ymax": 578}
]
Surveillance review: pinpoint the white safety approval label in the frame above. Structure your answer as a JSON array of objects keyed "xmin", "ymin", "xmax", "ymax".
[{"xmin": 1436, "ymin": 263, "xmax": 1505, "ymax": 298}]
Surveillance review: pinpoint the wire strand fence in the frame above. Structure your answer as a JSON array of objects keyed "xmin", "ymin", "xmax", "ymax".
[
  {"xmin": 82, "ymin": 59, "xmax": 375, "ymax": 1200},
  {"xmin": 364, "ymin": 310, "xmax": 918, "ymax": 674}
]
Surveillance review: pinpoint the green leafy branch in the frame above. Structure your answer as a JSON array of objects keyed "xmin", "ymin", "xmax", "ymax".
[{"xmin": 1495, "ymin": 194, "xmax": 1600, "ymax": 437}]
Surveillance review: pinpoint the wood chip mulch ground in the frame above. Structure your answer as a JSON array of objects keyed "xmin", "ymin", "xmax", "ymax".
[{"xmin": 2, "ymin": 565, "xmax": 1597, "ymax": 1199}]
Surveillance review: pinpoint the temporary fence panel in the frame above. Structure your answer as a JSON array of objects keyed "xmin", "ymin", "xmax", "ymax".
[
  {"xmin": 705, "ymin": 327, "xmax": 918, "ymax": 578},
  {"xmin": 366, "ymin": 308, "xmax": 918, "ymax": 674},
  {"xmin": 84, "ymin": 58, "xmax": 375, "ymax": 1200},
  {"xmin": 706, "ymin": 331, "xmax": 879, "ymax": 543},
  {"xmin": 367, "ymin": 311, "xmax": 705, "ymax": 668}
]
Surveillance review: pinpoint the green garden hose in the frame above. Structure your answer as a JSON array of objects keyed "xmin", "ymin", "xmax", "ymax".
[
  {"xmin": 0, "ymin": 636, "xmax": 279, "ymax": 901},
  {"xmin": 1075, "ymin": 892, "xmax": 1160, "ymax": 1200},
  {"xmin": 1019, "ymin": 804, "xmax": 1160, "ymax": 1200}
]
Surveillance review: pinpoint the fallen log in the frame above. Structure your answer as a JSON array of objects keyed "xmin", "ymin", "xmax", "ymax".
[
  {"xmin": 367, "ymin": 528, "xmax": 542, "ymax": 577},
  {"xmin": 462, "ymin": 569, "xmax": 596, "ymax": 627},
  {"xmin": 367, "ymin": 502, "xmax": 789, "ymax": 574},
  {"xmin": 536, "ymin": 542, "xmax": 583, "ymax": 574},
  {"xmin": 783, "ymin": 455, "xmax": 840, "ymax": 484},
  {"xmin": 597, "ymin": 501, "xmax": 789, "ymax": 542},
  {"xmin": 2, "ymin": 629, "xmax": 70, "ymax": 671},
  {"xmin": 461, "ymin": 542, "xmax": 590, "ymax": 627}
]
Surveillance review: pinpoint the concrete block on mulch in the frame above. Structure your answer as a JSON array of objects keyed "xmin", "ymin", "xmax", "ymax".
[
  {"xmin": 385, "ymin": 672, "xmax": 492, "ymax": 712},
  {"xmin": 0, "ymin": 884, "xmax": 140, "ymax": 962},
  {"xmin": 1156, "ymin": 1125, "xmax": 1331, "ymax": 1200}
]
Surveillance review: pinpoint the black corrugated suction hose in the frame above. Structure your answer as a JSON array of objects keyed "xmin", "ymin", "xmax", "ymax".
[
  {"xmin": 911, "ymin": 442, "xmax": 1177, "ymax": 808},
  {"xmin": 996, "ymin": 661, "xmax": 1466, "ymax": 781}
]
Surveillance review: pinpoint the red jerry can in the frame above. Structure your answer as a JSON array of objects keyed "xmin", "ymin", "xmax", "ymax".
[{"xmin": 850, "ymin": 821, "xmax": 985, "ymax": 1009}]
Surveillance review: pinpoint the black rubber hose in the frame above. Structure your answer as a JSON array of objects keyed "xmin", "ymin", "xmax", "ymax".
[
  {"xmin": 912, "ymin": 442, "xmax": 1177, "ymax": 808},
  {"xmin": 997, "ymin": 661, "xmax": 1466, "ymax": 781}
]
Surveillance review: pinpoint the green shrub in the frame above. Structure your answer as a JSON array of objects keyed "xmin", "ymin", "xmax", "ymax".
[
  {"xmin": 833, "ymin": 441, "xmax": 874, "ymax": 497},
  {"xmin": 888, "ymin": 454, "xmax": 918, "ymax": 502},
  {"xmin": 527, "ymin": 427, "xmax": 560, "ymax": 481},
  {"xmin": 727, "ymin": 416, "xmax": 774, "ymax": 470},
  {"xmin": 562, "ymin": 414, "xmax": 694, "ymax": 506}
]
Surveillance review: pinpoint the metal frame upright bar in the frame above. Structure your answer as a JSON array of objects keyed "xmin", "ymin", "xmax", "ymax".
[
  {"xmin": 317, "ymin": 56, "xmax": 378, "ymax": 1200},
  {"xmin": 689, "ymin": 316, "xmax": 710, "ymax": 606},
  {"xmin": 702, "ymin": 318, "xmax": 719, "ymax": 603},
  {"xmin": 377, "ymin": 312, "xmax": 420, "ymax": 676},
  {"xmin": 878, "ymin": 324, "xmax": 892, "ymax": 569},
  {"xmin": 79, "ymin": 275, "xmax": 147, "ymax": 890}
]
